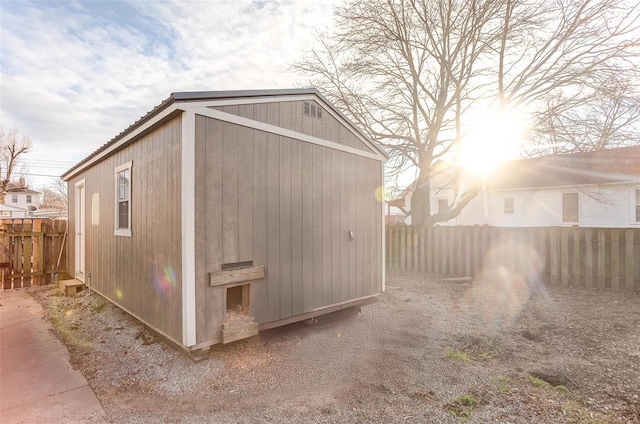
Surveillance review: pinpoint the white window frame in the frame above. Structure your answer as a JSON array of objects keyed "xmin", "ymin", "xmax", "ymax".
[
  {"xmin": 26, "ymin": 195, "xmax": 32, "ymax": 204},
  {"xmin": 437, "ymin": 198, "xmax": 448, "ymax": 214},
  {"xmin": 11, "ymin": 194, "xmax": 17, "ymax": 203},
  {"xmin": 631, "ymin": 188, "xmax": 640, "ymax": 225},
  {"xmin": 503, "ymin": 197, "xmax": 514, "ymax": 214},
  {"xmin": 114, "ymin": 161, "xmax": 132, "ymax": 237},
  {"xmin": 562, "ymin": 192, "xmax": 579, "ymax": 223}
]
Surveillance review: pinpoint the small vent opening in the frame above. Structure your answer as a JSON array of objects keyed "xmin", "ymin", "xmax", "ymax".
[{"xmin": 221, "ymin": 260, "xmax": 253, "ymax": 271}]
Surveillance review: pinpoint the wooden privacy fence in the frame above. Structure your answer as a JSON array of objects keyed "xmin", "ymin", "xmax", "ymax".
[
  {"xmin": 386, "ymin": 225, "xmax": 640, "ymax": 291},
  {"xmin": 0, "ymin": 219, "xmax": 67, "ymax": 289}
]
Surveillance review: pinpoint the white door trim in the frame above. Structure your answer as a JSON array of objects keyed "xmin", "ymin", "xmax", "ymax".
[{"xmin": 74, "ymin": 179, "xmax": 86, "ymax": 282}]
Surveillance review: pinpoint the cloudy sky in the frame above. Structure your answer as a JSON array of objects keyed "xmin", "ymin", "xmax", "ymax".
[{"xmin": 0, "ymin": 0, "xmax": 340, "ymax": 189}]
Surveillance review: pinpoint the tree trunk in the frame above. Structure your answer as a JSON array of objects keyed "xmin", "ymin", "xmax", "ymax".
[{"xmin": 409, "ymin": 167, "xmax": 431, "ymax": 226}]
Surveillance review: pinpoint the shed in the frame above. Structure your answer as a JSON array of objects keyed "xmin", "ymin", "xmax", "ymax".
[{"xmin": 62, "ymin": 88, "xmax": 387, "ymax": 350}]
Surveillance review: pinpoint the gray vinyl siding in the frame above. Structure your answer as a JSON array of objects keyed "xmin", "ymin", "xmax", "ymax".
[
  {"xmin": 67, "ymin": 115, "xmax": 183, "ymax": 343},
  {"xmin": 211, "ymin": 101, "xmax": 375, "ymax": 154},
  {"xmin": 194, "ymin": 114, "xmax": 383, "ymax": 345}
]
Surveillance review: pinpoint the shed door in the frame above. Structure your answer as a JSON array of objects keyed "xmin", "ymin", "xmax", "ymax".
[{"xmin": 74, "ymin": 180, "xmax": 85, "ymax": 282}]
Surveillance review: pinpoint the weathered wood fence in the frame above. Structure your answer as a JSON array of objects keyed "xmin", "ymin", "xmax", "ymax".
[
  {"xmin": 386, "ymin": 225, "xmax": 640, "ymax": 291},
  {"xmin": 0, "ymin": 219, "xmax": 68, "ymax": 289}
]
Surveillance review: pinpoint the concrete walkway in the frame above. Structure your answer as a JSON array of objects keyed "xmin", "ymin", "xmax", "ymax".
[{"xmin": 0, "ymin": 289, "xmax": 106, "ymax": 423}]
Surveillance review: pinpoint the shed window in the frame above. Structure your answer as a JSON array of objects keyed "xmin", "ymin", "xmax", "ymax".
[
  {"xmin": 11, "ymin": 195, "xmax": 17, "ymax": 203},
  {"xmin": 562, "ymin": 192, "xmax": 579, "ymax": 223},
  {"xmin": 303, "ymin": 101, "xmax": 323, "ymax": 119},
  {"xmin": 636, "ymin": 190, "xmax": 640, "ymax": 222},
  {"xmin": 26, "ymin": 195, "xmax": 32, "ymax": 204},
  {"xmin": 114, "ymin": 162, "xmax": 132, "ymax": 237},
  {"xmin": 504, "ymin": 198, "xmax": 514, "ymax": 214}
]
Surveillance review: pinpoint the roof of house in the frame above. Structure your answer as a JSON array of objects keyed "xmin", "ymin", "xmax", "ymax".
[
  {"xmin": 62, "ymin": 88, "xmax": 386, "ymax": 180},
  {"xmin": 389, "ymin": 145, "xmax": 640, "ymax": 200},
  {"xmin": 0, "ymin": 203, "xmax": 29, "ymax": 212},
  {"xmin": 7, "ymin": 188, "xmax": 40, "ymax": 194},
  {"xmin": 486, "ymin": 145, "xmax": 640, "ymax": 189}
]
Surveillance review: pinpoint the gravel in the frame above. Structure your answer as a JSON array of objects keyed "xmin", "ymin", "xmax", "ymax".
[{"xmin": 32, "ymin": 270, "xmax": 640, "ymax": 423}]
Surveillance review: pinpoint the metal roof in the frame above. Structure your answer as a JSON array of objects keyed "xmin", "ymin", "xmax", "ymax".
[{"xmin": 62, "ymin": 88, "xmax": 385, "ymax": 180}]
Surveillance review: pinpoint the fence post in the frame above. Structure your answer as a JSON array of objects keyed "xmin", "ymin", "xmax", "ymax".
[
  {"xmin": 625, "ymin": 229, "xmax": 634, "ymax": 290},
  {"xmin": 584, "ymin": 229, "xmax": 593, "ymax": 288},
  {"xmin": 597, "ymin": 229, "xmax": 606, "ymax": 289},
  {"xmin": 611, "ymin": 229, "xmax": 619, "ymax": 290},
  {"xmin": 560, "ymin": 227, "xmax": 569, "ymax": 286}
]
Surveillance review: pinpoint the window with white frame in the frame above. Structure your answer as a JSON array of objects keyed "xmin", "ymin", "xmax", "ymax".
[
  {"xmin": 438, "ymin": 198, "xmax": 448, "ymax": 214},
  {"xmin": 26, "ymin": 195, "xmax": 32, "ymax": 204},
  {"xmin": 562, "ymin": 192, "xmax": 579, "ymax": 222},
  {"xmin": 115, "ymin": 162, "xmax": 132, "ymax": 237},
  {"xmin": 11, "ymin": 195, "xmax": 17, "ymax": 203},
  {"xmin": 504, "ymin": 198, "xmax": 514, "ymax": 214}
]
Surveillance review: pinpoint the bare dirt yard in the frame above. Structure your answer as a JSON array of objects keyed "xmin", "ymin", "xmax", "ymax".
[{"xmin": 33, "ymin": 270, "xmax": 639, "ymax": 423}]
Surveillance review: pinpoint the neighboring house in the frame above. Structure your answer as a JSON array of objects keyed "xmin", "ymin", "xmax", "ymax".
[
  {"xmin": 6, "ymin": 188, "xmax": 40, "ymax": 211},
  {"xmin": 0, "ymin": 188, "xmax": 41, "ymax": 218},
  {"xmin": 399, "ymin": 145, "xmax": 640, "ymax": 228},
  {"xmin": 0, "ymin": 202, "xmax": 30, "ymax": 218},
  {"xmin": 31, "ymin": 209, "xmax": 67, "ymax": 219},
  {"xmin": 62, "ymin": 88, "xmax": 387, "ymax": 351}
]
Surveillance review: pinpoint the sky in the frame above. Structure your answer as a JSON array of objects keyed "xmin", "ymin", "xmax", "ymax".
[{"xmin": 0, "ymin": 0, "xmax": 341, "ymax": 190}]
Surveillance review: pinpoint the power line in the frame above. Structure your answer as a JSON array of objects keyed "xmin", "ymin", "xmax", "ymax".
[{"xmin": 0, "ymin": 113, "xmax": 116, "ymax": 132}]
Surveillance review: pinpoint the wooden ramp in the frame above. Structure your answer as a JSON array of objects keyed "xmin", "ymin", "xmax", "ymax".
[
  {"xmin": 59, "ymin": 279, "xmax": 84, "ymax": 296},
  {"xmin": 222, "ymin": 318, "xmax": 258, "ymax": 344}
]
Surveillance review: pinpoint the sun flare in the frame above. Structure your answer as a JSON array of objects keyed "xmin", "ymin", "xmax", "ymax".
[{"xmin": 459, "ymin": 108, "xmax": 529, "ymax": 175}]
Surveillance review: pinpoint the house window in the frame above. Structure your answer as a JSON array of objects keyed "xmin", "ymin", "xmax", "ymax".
[
  {"xmin": 562, "ymin": 192, "xmax": 579, "ymax": 222},
  {"xmin": 504, "ymin": 198, "xmax": 514, "ymax": 214},
  {"xmin": 303, "ymin": 101, "xmax": 323, "ymax": 119},
  {"xmin": 26, "ymin": 195, "xmax": 32, "ymax": 204},
  {"xmin": 11, "ymin": 195, "xmax": 17, "ymax": 203},
  {"xmin": 636, "ymin": 190, "xmax": 640, "ymax": 222},
  {"xmin": 114, "ymin": 162, "xmax": 132, "ymax": 237},
  {"xmin": 438, "ymin": 198, "xmax": 448, "ymax": 214}
]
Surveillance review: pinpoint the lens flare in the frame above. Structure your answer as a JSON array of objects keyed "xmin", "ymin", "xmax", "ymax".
[
  {"xmin": 460, "ymin": 238, "xmax": 546, "ymax": 327},
  {"xmin": 150, "ymin": 256, "xmax": 178, "ymax": 301}
]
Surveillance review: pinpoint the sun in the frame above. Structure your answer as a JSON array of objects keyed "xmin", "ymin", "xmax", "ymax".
[{"xmin": 459, "ymin": 108, "xmax": 529, "ymax": 175}]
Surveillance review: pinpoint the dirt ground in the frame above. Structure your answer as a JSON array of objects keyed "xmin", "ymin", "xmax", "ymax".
[{"xmin": 32, "ymin": 270, "xmax": 639, "ymax": 423}]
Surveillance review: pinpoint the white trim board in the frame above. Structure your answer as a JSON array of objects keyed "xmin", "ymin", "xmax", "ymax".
[
  {"xmin": 178, "ymin": 95, "xmax": 385, "ymax": 159},
  {"xmin": 181, "ymin": 110, "xmax": 197, "ymax": 347},
  {"xmin": 190, "ymin": 107, "xmax": 385, "ymax": 162}
]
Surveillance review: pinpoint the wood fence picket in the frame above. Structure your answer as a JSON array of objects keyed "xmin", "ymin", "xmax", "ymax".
[
  {"xmin": 0, "ymin": 219, "xmax": 67, "ymax": 289},
  {"xmin": 385, "ymin": 225, "xmax": 639, "ymax": 291}
]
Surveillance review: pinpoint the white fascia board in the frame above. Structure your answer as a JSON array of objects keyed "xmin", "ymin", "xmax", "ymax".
[
  {"xmin": 181, "ymin": 110, "xmax": 197, "ymax": 347},
  {"xmin": 178, "ymin": 95, "xmax": 386, "ymax": 160},
  {"xmin": 62, "ymin": 104, "xmax": 179, "ymax": 181},
  {"xmin": 189, "ymin": 106, "xmax": 384, "ymax": 162}
]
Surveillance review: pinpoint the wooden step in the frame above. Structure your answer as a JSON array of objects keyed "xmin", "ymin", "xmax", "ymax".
[
  {"xmin": 59, "ymin": 279, "xmax": 85, "ymax": 296},
  {"xmin": 222, "ymin": 318, "xmax": 258, "ymax": 344}
]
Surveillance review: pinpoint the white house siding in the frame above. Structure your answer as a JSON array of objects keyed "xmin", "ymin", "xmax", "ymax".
[
  {"xmin": 580, "ymin": 184, "xmax": 639, "ymax": 228},
  {"xmin": 441, "ymin": 183, "xmax": 640, "ymax": 228}
]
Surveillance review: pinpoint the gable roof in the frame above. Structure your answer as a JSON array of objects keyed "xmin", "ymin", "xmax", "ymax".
[
  {"xmin": 7, "ymin": 188, "xmax": 41, "ymax": 195},
  {"xmin": 0, "ymin": 203, "xmax": 29, "ymax": 212},
  {"xmin": 486, "ymin": 145, "xmax": 640, "ymax": 189},
  {"xmin": 62, "ymin": 88, "xmax": 386, "ymax": 181}
]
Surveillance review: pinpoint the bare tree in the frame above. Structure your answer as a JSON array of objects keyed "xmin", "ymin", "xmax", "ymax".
[
  {"xmin": 528, "ymin": 74, "xmax": 640, "ymax": 156},
  {"xmin": 294, "ymin": 0, "xmax": 640, "ymax": 225},
  {"xmin": 40, "ymin": 178, "xmax": 68, "ymax": 210},
  {"xmin": 0, "ymin": 126, "xmax": 32, "ymax": 204}
]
